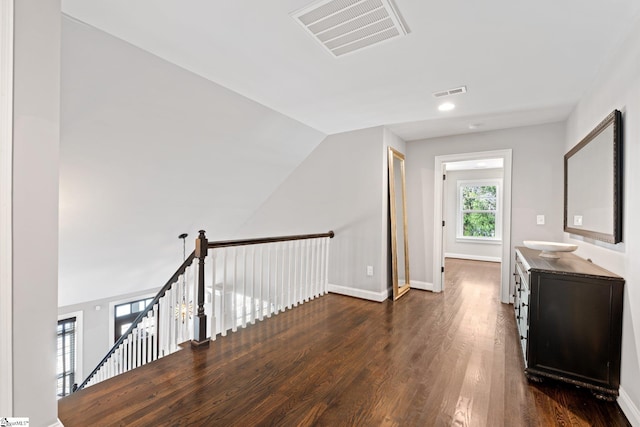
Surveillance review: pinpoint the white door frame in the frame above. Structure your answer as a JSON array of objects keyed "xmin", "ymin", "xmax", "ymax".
[
  {"xmin": 0, "ymin": 0, "xmax": 14, "ymax": 415},
  {"xmin": 433, "ymin": 149, "xmax": 513, "ymax": 303}
]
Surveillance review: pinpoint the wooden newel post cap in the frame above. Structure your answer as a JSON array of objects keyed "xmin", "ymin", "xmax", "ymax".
[{"xmin": 195, "ymin": 230, "xmax": 208, "ymax": 258}]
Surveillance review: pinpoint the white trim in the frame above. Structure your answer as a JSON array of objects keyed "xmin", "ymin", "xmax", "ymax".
[
  {"xmin": 49, "ymin": 419, "xmax": 65, "ymax": 427},
  {"xmin": 433, "ymin": 149, "xmax": 513, "ymax": 303},
  {"xmin": 328, "ymin": 284, "xmax": 388, "ymax": 302},
  {"xmin": 0, "ymin": 0, "xmax": 14, "ymax": 416},
  {"xmin": 445, "ymin": 253, "xmax": 501, "ymax": 263},
  {"xmin": 58, "ymin": 311, "xmax": 84, "ymax": 383},
  {"xmin": 410, "ymin": 280, "xmax": 434, "ymax": 291},
  {"xmin": 619, "ymin": 387, "xmax": 640, "ymax": 427}
]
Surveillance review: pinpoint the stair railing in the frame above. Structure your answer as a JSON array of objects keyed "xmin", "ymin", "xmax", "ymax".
[
  {"xmin": 206, "ymin": 231, "xmax": 334, "ymax": 339},
  {"xmin": 76, "ymin": 230, "xmax": 334, "ymax": 391}
]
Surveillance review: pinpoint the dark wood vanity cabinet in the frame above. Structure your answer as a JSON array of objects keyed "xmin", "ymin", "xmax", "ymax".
[{"xmin": 513, "ymin": 247, "xmax": 624, "ymax": 399}]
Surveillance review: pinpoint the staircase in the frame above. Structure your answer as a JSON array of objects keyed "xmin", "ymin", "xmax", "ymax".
[{"xmin": 77, "ymin": 230, "xmax": 334, "ymax": 390}]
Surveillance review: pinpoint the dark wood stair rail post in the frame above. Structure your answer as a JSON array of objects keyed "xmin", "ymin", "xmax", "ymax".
[{"xmin": 192, "ymin": 230, "xmax": 210, "ymax": 347}]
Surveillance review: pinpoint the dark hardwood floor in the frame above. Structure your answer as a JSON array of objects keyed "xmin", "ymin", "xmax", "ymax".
[{"xmin": 59, "ymin": 258, "xmax": 630, "ymax": 426}]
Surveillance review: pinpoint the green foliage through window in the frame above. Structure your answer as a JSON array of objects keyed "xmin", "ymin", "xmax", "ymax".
[{"xmin": 460, "ymin": 185, "xmax": 497, "ymax": 238}]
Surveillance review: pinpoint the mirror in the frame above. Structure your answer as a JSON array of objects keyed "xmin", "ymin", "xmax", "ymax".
[
  {"xmin": 564, "ymin": 110, "xmax": 622, "ymax": 243},
  {"xmin": 388, "ymin": 147, "xmax": 410, "ymax": 300}
]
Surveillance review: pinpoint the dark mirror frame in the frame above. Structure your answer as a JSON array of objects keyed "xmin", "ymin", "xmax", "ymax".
[{"xmin": 564, "ymin": 109, "xmax": 622, "ymax": 243}]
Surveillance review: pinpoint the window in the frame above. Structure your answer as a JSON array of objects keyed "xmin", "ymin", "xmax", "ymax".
[
  {"xmin": 57, "ymin": 317, "xmax": 77, "ymax": 398},
  {"xmin": 114, "ymin": 297, "xmax": 153, "ymax": 341},
  {"xmin": 457, "ymin": 179, "xmax": 502, "ymax": 241}
]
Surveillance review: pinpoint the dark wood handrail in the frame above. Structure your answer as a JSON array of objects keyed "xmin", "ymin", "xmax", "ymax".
[
  {"xmin": 76, "ymin": 252, "xmax": 197, "ymax": 391},
  {"xmin": 207, "ymin": 230, "xmax": 335, "ymax": 249}
]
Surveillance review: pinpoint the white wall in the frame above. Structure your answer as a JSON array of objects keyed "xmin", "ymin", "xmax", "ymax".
[
  {"xmin": 406, "ymin": 122, "xmax": 566, "ymax": 288},
  {"xmin": 564, "ymin": 15, "xmax": 640, "ymax": 425},
  {"xmin": 444, "ymin": 168, "xmax": 503, "ymax": 261},
  {"xmin": 12, "ymin": 0, "xmax": 60, "ymax": 424},
  {"xmin": 238, "ymin": 127, "xmax": 406, "ymax": 301},
  {"xmin": 59, "ymin": 17, "xmax": 326, "ymax": 306}
]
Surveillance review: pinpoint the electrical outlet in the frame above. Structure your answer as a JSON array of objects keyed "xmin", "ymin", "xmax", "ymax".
[
  {"xmin": 366, "ymin": 266, "xmax": 374, "ymax": 276},
  {"xmin": 537, "ymin": 215, "xmax": 545, "ymax": 225}
]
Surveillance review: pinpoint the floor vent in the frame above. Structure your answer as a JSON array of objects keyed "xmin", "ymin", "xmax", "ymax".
[
  {"xmin": 433, "ymin": 86, "xmax": 468, "ymax": 98},
  {"xmin": 292, "ymin": 0, "xmax": 408, "ymax": 57}
]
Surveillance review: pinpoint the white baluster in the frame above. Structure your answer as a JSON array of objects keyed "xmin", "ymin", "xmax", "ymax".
[
  {"xmin": 167, "ymin": 286, "xmax": 174, "ymax": 351},
  {"xmin": 232, "ymin": 247, "xmax": 238, "ymax": 332},
  {"xmin": 191, "ymin": 260, "xmax": 197, "ymax": 341},
  {"xmin": 317, "ymin": 239, "xmax": 322, "ymax": 297},
  {"xmin": 134, "ymin": 328, "xmax": 140, "ymax": 368},
  {"xmin": 286, "ymin": 241, "xmax": 292, "ymax": 309},
  {"xmin": 241, "ymin": 246, "xmax": 247, "ymax": 328},
  {"xmin": 319, "ymin": 238, "xmax": 325, "ymax": 296},
  {"xmin": 144, "ymin": 317, "xmax": 150, "ymax": 364},
  {"xmin": 251, "ymin": 246, "xmax": 256, "ymax": 324},
  {"xmin": 158, "ymin": 296, "xmax": 166, "ymax": 357},
  {"xmin": 183, "ymin": 268, "xmax": 189, "ymax": 342},
  {"xmin": 267, "ymin": 245, "xmax": 273, "ymax": 317},
  {"xmin": 221, "ymin": 248, "xmax": 228, "ymax": 335},
  {"xmin": 152, "ymin": 305, "xmax": 158, "ymax": 361},
  {"xmin": 259, "ymin": 245, "xmax": 264, "ymax": 320},
  {"xmin": 312, "ymin": 239, "xmax": 318, "ymax": 298},
  {"xmin": 276, "ymin": 242, "xmax": 286, "ymax": 313},
  {"xmin": 128, "ymin": 334, "xmax": 133, "ymax": 371},
  {"xmin": 300, "ymin": 239, "xmax": 306, "ymax": 303},
  {"xmin": 123, "ymin": 338, "xmax": 128, "ymax": 372},
  {"xmin": 293, "ymin": 240, "xmax": 299, "ymax": 307},
  {"xmin": 273, "ymin": 243, "xmax": 279, "ymax": 314},
  {"xmin": 325, "ymin": 237, "xmax": 330, "ymax": 293},
  {"xmin": 310, "ymin": 239, "xmax": 316, "ymax": 299},
  {"xmin": 210, "ymin": 250, "xmax": 217, "ymax": 340},
  {"xmin": 303, "ymin": 240, "xmax": 307, "ymax": 303}
]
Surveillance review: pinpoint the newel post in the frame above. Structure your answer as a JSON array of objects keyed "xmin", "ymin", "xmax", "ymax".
[{"xmin": 192, "ymin": 230, "xmax": 210, "ymax": 347}]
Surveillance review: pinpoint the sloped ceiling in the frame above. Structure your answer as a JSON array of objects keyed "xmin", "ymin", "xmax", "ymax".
[
  {"xmin": 59, "ymin": 18, "xmax": 325, "ymax": 306},
  {"xmin": 60, "ymin": 0, "xmax": 640, "ymax": 139}
]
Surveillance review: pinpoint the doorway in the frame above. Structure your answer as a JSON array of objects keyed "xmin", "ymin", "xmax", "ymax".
[{"xmin": 433, "ymin": 150, "xmax": 512, "ymax": 303}]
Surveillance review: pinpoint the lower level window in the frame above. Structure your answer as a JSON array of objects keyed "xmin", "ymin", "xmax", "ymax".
[
  {"xmin": 57, "ymin": 317, "xmax": 77, "ymax": 398},
  {"xmin": 114, "ymin": 297, "xmax": 153, "ymax": 341}
]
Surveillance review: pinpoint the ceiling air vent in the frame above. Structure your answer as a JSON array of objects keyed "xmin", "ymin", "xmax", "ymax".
[
  {"xmin": 292, "ymin": 0, "xmax": 408, "ymax": 57},
  {"xmin": 433, "ymin": 86, "xmax": 467, "ymax": 98}
]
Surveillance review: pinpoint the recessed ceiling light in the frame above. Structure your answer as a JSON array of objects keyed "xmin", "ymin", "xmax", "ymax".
[{"xmin": 438, "ymin": 102, "xmax": 455, "ymax": 112}]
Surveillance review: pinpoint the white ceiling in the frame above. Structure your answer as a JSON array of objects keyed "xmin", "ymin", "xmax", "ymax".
[{"xmin": 60, "ymin": 0, "xmax": 640, "ymax": 140}]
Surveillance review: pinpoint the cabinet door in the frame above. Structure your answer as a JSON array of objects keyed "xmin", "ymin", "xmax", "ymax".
[{"xmin": 529, "ymin": 274, "xmax": 614, "ymax": 386}]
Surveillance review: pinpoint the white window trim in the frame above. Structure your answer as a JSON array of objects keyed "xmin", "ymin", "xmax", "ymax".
[
  {"xmin": 57, "ymin": 310, "xmax": 84, "ymax": 387},
  {"xmin": 456, "ymin": 178, "xmax": 503, "ymax": 242}
]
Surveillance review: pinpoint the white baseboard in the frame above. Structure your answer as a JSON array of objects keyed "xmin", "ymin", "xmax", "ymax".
[
  {"xmin": 445, "ymin": 253, "xmax": 501, "ymax": 263},
  {"xmin": 49, "ymin": 419, "xmax": 64, "ymax": 427},
  {"xmin": 410, "ymin": 280, "xmax": 434, "ymax": 291},
  {"xmin": 619, "ymin": 387, "xmax": 640, "ymax": 426},
  {"xmin": 328, "ymin": 284, "xmax": 388, "ymax": 302}
]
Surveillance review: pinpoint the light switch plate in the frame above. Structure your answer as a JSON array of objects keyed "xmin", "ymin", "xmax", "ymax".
[
  {"xmin": 574, "ymin": 215, "xmax": 583, "ymax": 226},
  {"xmin": 536, "ymin": 215, "xmax": 545, "ymax": 225},
  {"xmin": 366, "ymin": 266, "xmax": 374, "ymax": 276}
]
